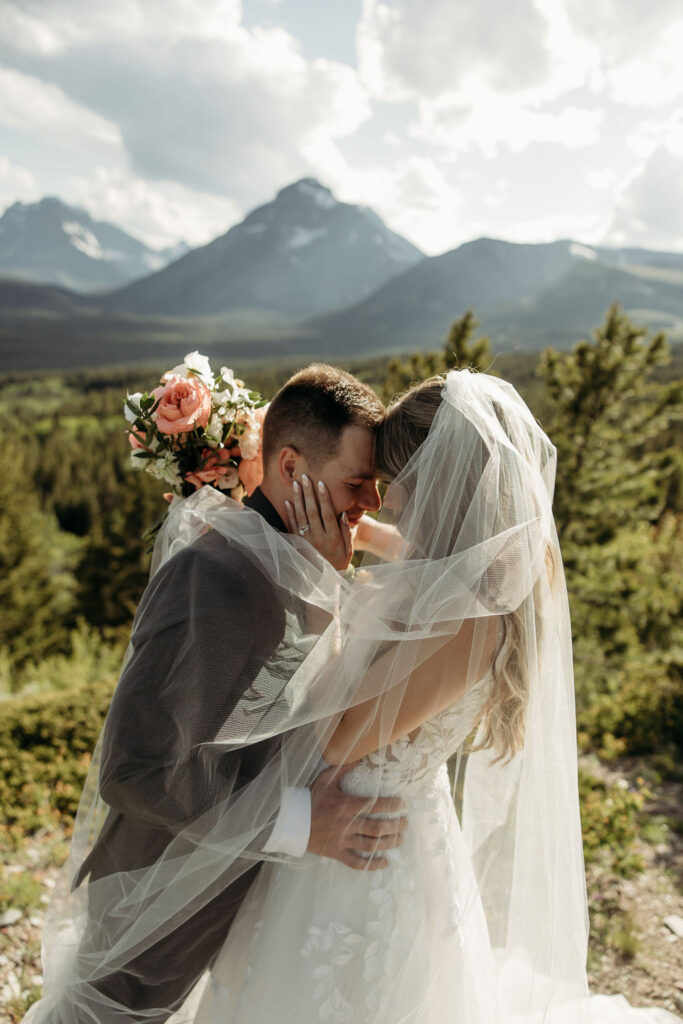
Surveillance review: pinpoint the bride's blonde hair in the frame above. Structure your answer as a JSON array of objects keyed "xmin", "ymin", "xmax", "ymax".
[{"xmin": 376, "ymin": 375, "xmax": 543, "ymax": 763}]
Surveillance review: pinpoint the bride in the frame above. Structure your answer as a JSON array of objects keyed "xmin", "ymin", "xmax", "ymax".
[
  {"xmin": 29, "ymin": 370, "xmax": 677, "ymax": 1024},
  {"xmin": 189, "ymin": 370, "xmax": 679, "ymax": 1023}
]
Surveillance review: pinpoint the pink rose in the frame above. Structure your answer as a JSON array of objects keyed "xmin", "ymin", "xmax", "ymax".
[
  {"xmin": 152, "ymin": 374, "xmax": 212, "ymax": 435},
  {"xmin": 128, "ymin": 429, "xmax": 148, "ymax": 450},
  {"xmin": 185, "ymin": 449, "xmax": 240, "ymax": 491}
]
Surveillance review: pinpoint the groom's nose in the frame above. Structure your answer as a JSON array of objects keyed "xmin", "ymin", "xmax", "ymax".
[{"xmin": 358, "ymin": 480, "xmax": 381, "ymax": 513}]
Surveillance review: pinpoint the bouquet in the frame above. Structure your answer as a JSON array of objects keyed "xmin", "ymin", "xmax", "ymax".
[{"xmin": 124, "ymin": 351, "xmax": 267, "ymax": 502}]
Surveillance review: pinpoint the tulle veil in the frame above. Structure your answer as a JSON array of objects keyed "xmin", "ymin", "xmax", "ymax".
[{"xmin": 25, "ymin": 369, "xmax": 596, "ymax": 1023}]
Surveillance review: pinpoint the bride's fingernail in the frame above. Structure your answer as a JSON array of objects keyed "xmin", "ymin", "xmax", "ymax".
[
  {"xmin": 318, "ymin": 480, "xmax": 326, "ymax": 493},
  {"xmin": 302, "ymin": 474, "xmax": 311, "ymax": 487},
  {"xmin": 293, "ymin": 480, "xmax": 300, "ymax": 492},
  {"xmin": 285, "ymin": 500, "xmax": 292, "ymax": 512}
]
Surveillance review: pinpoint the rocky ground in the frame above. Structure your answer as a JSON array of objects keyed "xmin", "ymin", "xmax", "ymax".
[
  {"xmin": 1, "ymin": 764, "xmax": 681, "ymax": 1023},
  {"xmin": 583, "ymin": 756, "xmax": 683, "ymax": 1019}
]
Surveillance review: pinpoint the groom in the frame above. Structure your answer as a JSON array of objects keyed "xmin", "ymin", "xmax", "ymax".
[{"xmin": 69, "ymin": 364, "xmax": 407, "ymax": 1022}]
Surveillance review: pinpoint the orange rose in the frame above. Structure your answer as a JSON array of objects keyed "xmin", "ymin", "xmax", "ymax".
[
  {"xmin": 237, "ymin": 404, "xmax": 268, "ymax": 496},
  {"xmin": 185, "ymin": 449, "xmax": 239, "ymax": 491},
  {"xmin": 152, "ymin": 374, "xmax": 212, "ymax": 435}
]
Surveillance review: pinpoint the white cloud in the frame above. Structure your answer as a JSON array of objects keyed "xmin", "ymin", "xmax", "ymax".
[
  {"xmin": 356, "ymin": 0, "xmax": 606, "ymax": 162},
  {"xmin": 0, "ymin": 0, "xmax": 244, "ymax": 51},
  {"xmin": 0, "ymin": 0, "xmax": 681, "ymax": 257},
  {"xmin": 0, "ymin": 0, "xmax": 370, "ymax": 209},
  {"xmin": 0, "ymin": 155, "xmax": 38, "ymax": 212},
  {"xmin": 564, "ymin": 0, "xmax": 682, "ymax": 61},
  {"xmin": 66, "ymin": 166, "xmax": 242, "ymax": 249},
  {"xmin": 603, "ymin": 146, "xmax": 683, "ymax": 251},
  {"xmin": 585, "ymin": 168, "xmax": 619, "ymax": 190},
  {"xmin": 0, "ymin": 155, "xmax": 35, "ymax": 191},
  {"xmin": 0, "ymin": 66, "xmax": 123, "ymax": 160},
  {"xmin": 412, "ymin": 97, "xmax": 603, "ymax": 159},
  {"xmin": 327, "ymin": 157, "xmax": 465, "ymax": 255},
  {"xmin": 357, "ymin": 0, "xmax": 551, "ymax": 101},
  {"xmin": 605, "ymin": 30, "xmax": 683, "ymax": 108}
]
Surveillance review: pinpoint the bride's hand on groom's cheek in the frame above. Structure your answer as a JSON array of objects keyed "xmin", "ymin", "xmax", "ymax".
[
  {"xmin": 307, "ymin": 764, "xmax": 408, "ymax": 871},
  {"xmin": 285, "ymin": 475, "xmax": 353, "ymax": 571}
]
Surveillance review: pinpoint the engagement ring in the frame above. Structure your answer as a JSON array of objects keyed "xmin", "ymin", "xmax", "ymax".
[{"xmin": 298, "ymin": 524, "xmax": 311, "ymax": 535}]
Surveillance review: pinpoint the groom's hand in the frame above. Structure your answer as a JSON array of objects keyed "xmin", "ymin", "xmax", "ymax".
[{"xmin": 307, "ymin": 764, "xmax": 408, "ymax": 870}]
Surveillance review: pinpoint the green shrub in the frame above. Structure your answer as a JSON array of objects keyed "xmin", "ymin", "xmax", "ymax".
[
  {"xmin": 0, "ymin": 619, "xmax": 126, "ymax": 698},
  {"xmin": 576, "ymin": 664, "xmax": 682, "ymax": 760},
  {"xmin": 579, "ymin": 768, "xmax": 646, "ymax": 877},
  {"xmin": 0, "ymin": 869, "xmax": 43, "ymax": 914},
  {"xmin": 0, "ymin": 679, "xmax": 114, "ymax": 849}
]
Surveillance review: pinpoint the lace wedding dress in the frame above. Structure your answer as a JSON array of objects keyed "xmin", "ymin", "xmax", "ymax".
[
  {"xmin": 192, "ymin": 677, "xmax": 494, "ymax": 1024},
  {"xmin": 187, "ymin": 670, "xmax": 677, "ymax": 1024}
]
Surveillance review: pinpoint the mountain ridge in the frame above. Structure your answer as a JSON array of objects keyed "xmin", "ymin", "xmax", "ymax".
[
  {"xmin": 105, "ymin": 178, "xmax": 424, "ymax": 319},
  {"xmin": 0, "ymin": 178, "xmax": 682, "ymax": 371},
  {"xmin": 0, "ymin": 197, "xmax": 186, "ymax": 293}
]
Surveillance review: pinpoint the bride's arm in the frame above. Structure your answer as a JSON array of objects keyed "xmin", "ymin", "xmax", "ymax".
[
  {"xmin": 353, "ymin": 516, "xmax": 404, "ymax": 561},
  {"xmin": 322, "ymin": 615, "xmax": 500, "ymax": 765}
]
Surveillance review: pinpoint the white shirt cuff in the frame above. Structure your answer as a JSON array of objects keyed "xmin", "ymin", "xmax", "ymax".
[{"xmin": 261, "ymin": 786, "xmax": 311, "ymax": 857}]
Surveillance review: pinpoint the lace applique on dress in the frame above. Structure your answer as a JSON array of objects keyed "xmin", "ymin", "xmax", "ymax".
[{"xmin": 299, "ymin": 677, "xmax": 491, "ymax": 1023}]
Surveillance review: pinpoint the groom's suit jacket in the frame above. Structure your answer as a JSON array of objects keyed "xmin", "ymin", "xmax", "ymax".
[{"xmin": 69, "ymin": 490, "xmax": 294, "ymax": 1023}]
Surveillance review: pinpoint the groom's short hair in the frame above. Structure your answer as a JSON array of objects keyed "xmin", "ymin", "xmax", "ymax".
[{"xmin": 262, "ymin": 364, "xmax": 385, "ymax": 468}]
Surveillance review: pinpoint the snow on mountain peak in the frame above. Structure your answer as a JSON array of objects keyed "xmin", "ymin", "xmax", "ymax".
[
  {"xmin": 62, "ymin": 221, "xmax": 104, "ymax": 260},
  {"xmin": 291, "ymin": 179, "xmax": 337, "ymax": 210},
  {"xmin": 287, "ymin": 226, "xmax": 328, "ymax": 251},
  {"xmin": 570, "ymin": 242, "xmax": 597, "ymax": 261}
]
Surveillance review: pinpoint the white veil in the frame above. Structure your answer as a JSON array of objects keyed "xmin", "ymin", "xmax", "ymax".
[{"xmin": 26, "ymin": 369, "xmax": 591, "ymax": 1023}]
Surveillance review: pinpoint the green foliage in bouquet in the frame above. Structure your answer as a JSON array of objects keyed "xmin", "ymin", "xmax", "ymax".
[{"xmin": 125, "ymin": 353, "xmax": 266, "ymax": 502}]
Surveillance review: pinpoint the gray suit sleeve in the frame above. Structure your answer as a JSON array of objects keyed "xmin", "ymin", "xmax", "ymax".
[{"xmin": 98, "ymin": 537, "xmax": 272, "ymax": 832}]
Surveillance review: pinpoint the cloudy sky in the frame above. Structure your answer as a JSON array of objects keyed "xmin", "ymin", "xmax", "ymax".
[{"xmin": 0, "ymin": 0, "xmax": 681, "ymax": 255}]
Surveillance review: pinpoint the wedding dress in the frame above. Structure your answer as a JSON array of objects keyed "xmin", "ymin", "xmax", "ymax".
[
  {"xmin": 193, "ymin": 677, "xmax": 497, "ymax": 1024},
  {"xmin": 190, "ymin": 666, "xmax": 676, "ymax": 1024}
]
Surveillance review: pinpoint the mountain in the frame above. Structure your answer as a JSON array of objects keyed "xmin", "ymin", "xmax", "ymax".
[
  {"xmin": 308, "ymin": 239, "xmax": 683, "ymax": 356},
  {"xmin": 0, "ymin": 198, "xmax": 185, "ymax": 292},
  {"xmin": 0, "ymin": 230, "xmax": 681, "ymax": 372},
  {"xmin": 308, "ymin": 238, "xmax": 579, "ymax": 354},
  {"xmin": 107, "ymin": 178, "xmax": 423, "ymax": 318}
]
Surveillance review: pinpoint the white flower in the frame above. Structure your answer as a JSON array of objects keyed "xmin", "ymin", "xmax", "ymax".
[
  {"xmin": 205, "ymin": 412, "xmax": 224, "ymax": 448},
  {"xmin": 124, "ymin": 392, "xmax": 143, "ymax": 423},
  {"xmin": 183, "ymin": 350, "xmax": 214, "ymax": 387},
  {"xmin": 215, "ymin": 466, "xmax": 240, "ymax": 490},
  {"xmin": 147, "ymin": 452, "xmax": 183, "ymax": 489},
  {"xmin": 239, "ymin": 426, "xmax": 261, "ymax": 461},
  {"xmin": 129, "ymin": 450, "xmax": 146, "ymax": 471},
  {"xmin": 234, "ymin": 408, "xmax": 261, "ymax": 460},
  {"xmin": 163, "ymin": 351, "xmax": 214, "ymax": 388},
  {"xmin": 219, "ymin": 366, "xmax": 251, "ymax": 402},
  {"xmin": 212, "ymin": 388, "xmax": 233, "ymax": 409}
]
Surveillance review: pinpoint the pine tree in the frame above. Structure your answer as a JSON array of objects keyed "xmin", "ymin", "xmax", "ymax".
[
  {"xmin": 539, "ymin": 303, "xmax": 682, "ymax": 546},
  {"xmin": 538, "ymin": 305, "xmax": 683, "ymax": 755},
  {"xmin": 381, "ymin": 310, "xmax": 493, "ymax": 403},
  {"xmin": 0, "ymin": 439, "xmax": 79, "ymax": 670}
]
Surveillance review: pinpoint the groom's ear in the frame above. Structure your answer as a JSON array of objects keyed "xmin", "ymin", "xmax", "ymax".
[{"xmin": 276, "ymin": 445, "xmax": 303, "ymax": 486}]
